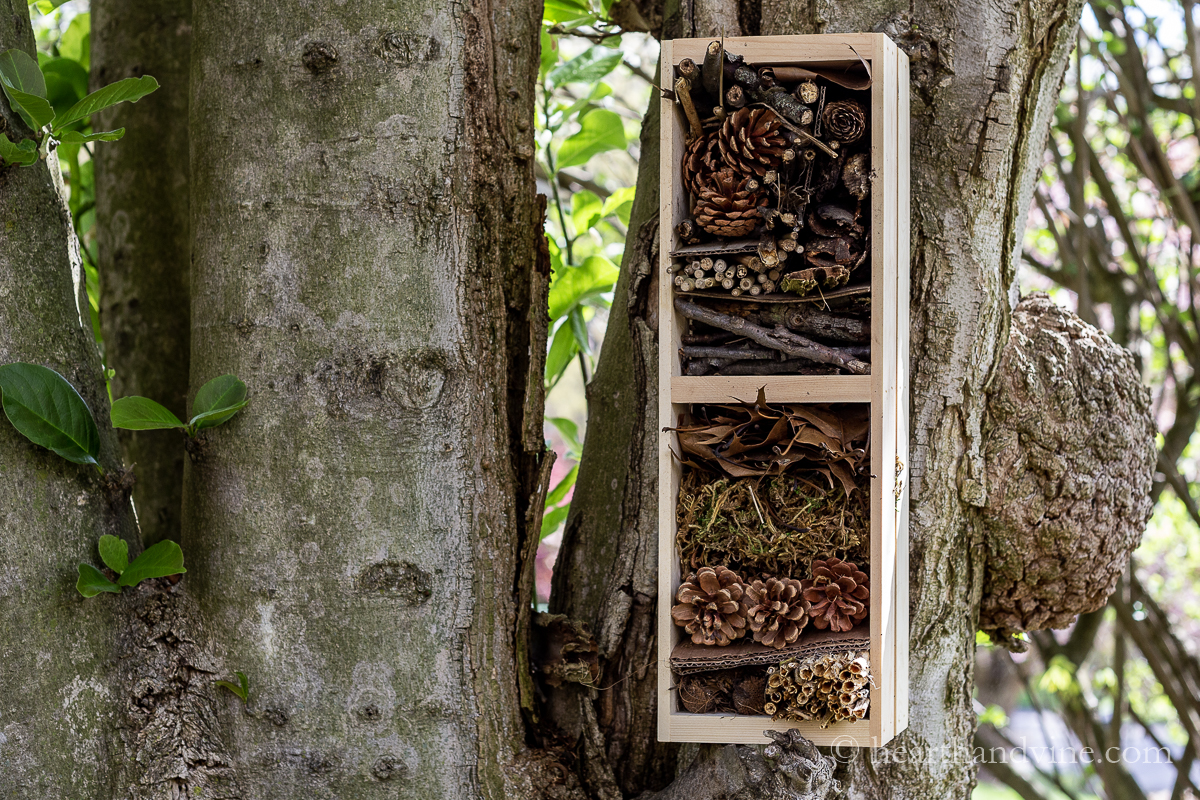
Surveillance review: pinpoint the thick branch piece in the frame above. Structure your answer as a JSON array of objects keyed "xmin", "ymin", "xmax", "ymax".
[
  {"xmin": 675, "ymin": 297, "xmax": 869, "ymax": 374},
  {"xmin": 642, "ymin": 729, "xmax": 837, "ymax": 800},
  {"xmin": 980, "ymin": 294, "xmax": 1157, "ymax": 648}
]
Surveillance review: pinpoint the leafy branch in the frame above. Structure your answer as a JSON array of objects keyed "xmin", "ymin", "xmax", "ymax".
[
  {"xmin": 111, "ymin": 374, "xmax": 250, "ymax": 438},
  {"xmin": 0, "ymin": 47, "xmax": 157, "ymax": 166},
  {"xmin": 77, "ymin": 536, "xmax": 186, "ymax": 597}
]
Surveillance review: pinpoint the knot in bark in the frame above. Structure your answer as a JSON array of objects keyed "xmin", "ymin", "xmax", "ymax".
[
  {"xmin": 980, "ymin": 294, "xmax": 1155, "ymax": 649},
  {"xmin": 734, "ymin": 729, "xmax": 837, "ymax": 800}
]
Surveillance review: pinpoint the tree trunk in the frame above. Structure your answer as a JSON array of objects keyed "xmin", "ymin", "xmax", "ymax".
[
  {"xmin": 554, "ymin": 1, "xmax": 1085, "ymax": 798},
  {"xmin": 0, "ymin": 7, "xmax": 135, "ymax": 796},
  {"xmin": 183, "ymin": 0, "xmax": 546, "ymax": 796},
  {"xmin": 92, "ymin": 0, "xmax": 192, "ymax": 546}
]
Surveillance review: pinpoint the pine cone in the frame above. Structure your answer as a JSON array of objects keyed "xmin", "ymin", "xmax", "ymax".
[
  {"xmin": 672, "ymin": 566, "xmax": 749, "ymax": 646},
  {"xmin": 744, "ymin": 577, "xmax": 809, "ymax": 649},
  {"xmin": 682, "ymin": 133, "xmax": 722, "ymax": 197},
  {"xmin": 718, "ymin": 107, "xmax": 787, "ymax": 177},
  {"xmin": 693, "ymin": 168, "xmax": 762, "ymax": 238},
  {"xmin": 801, "ymin": 558, "xmax": 869, "ymax": 632},
  {"xmin": 822, "ymin": 100, "xmax": 866, "ymax": 144}
]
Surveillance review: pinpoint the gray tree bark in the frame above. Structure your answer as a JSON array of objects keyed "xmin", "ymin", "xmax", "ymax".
[
  {"xmin": 553, "ymin": 1, "xmax": 1087, "ymax": 798},
  {"xmin": 0, "ymin": 6, "xmax": 135, "ymax": 796},
  {"xmin": 93, "ymin": 0, "xmax": 192, "ymax": 545},
  {"xmin": 181, "ymin": 0, "xmax": 547, "ymax": 796}
]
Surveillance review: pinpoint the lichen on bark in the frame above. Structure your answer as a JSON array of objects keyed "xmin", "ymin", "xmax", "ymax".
[{"xmin": 980, "ymin": 294, "xmax": 1156, "ymax": 647}]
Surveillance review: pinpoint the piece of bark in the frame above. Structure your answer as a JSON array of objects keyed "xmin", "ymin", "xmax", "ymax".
[{"xmin": 674, "ymin": 297, "xmax": 869, "ymax": 374}]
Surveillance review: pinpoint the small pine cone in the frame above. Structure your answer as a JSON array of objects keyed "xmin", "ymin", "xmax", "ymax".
[
  {"xmin": 744, "ymin": 577, "xmax": 809, "ymax": 649},
  {"xmin": 693, "ymin": 168, "xmax": 762, "ymax": 238},
  {"xmin": 682, "ymin": 133, "xmax": 722, "ymax": 198},
  {"xmin": 718, "ymin": 107, "xmax": 788, "ymax": 177},
  {"xmin": 801, "ymin": 558, "xmax": 870, "ymax": 632},
  {"xmin": 822, "ymin": 100, "xmax": 867, "ymax": 144},
  {"xmin": 672, "ymin": 566, "xmax": 749, "ymax": 646}
]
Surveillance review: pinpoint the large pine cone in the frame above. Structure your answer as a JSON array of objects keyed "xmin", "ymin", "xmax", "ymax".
[
  {"xmin": 744, "ymin": 576, "xmax": 809, "ymax": 649},
  {"xmin": 672, "ymin": 566, "xmax": 749, "ymax": 646},
  {"xmin": 693, "ymin": 168, "xmax": 762, "ymax": 238},
  {"xmin": 718, "ymin": 107, "xmax": 787, "ymax": 177},
  {"xmin": 682, "ymin": 133, "xmax": 722, "ymax": 198},
  {"xmin": 801, "ymin": 558, "xmax": 869, "ymax": 632},
  {"xmin": 822, "ymin": 100, "xmax": 866, "ymax": 144}
]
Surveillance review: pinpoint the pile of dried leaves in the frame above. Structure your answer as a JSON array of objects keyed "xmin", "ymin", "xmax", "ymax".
[{"xmin": 670, "ymin": 393, "xmax": 870, "ymax": 576}]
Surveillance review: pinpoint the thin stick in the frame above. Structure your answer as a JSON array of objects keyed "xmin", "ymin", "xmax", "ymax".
[
  {"xmin": 753, "ymin": 103, "xmax": 838, "ymax": 158},
  {"xmin": 676, "ymin": 76, "xmax": 703, "ymax": 142}
]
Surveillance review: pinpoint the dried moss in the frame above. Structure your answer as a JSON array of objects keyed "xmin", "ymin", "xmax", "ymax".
[{"xmin": 676, "ymin": 469, "xmax": 869, "ymax": 578}]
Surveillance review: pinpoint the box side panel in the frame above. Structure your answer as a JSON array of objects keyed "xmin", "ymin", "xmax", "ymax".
[
  {"xmin": 658, "ymin": 39, "xmax": 678, "ymax": 742},
  {"xmin": 670, "ymin": 34, "xmax": 884, "ymax": 65},
  {"xmin": 894, "ymin": 44, "xmax": 912, "ymax": 738},
  {"xmin": 869, "ymin": 33, "xmax": 900, "ymax": 744}
]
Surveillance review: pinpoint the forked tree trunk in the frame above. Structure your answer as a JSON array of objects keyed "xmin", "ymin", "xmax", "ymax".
[
  {"xmin": 92, "ymin": 0, "xmax": 192, "ymax": 546},
  {"xmin": 183, "ymin": 0, "xmax": 546, "ymax": 795},
  {"xmin": 0, "ymin": 6, "xmax": 134, "ymax": 796},
  {"xmin": 553, "ymin": 1, "xmax": 1085, "ymax": 797}
]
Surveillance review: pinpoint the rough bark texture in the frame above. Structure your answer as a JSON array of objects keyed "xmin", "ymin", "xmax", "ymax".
[
  {"xmin": 554, "ymin": 1, "xmax": 1089, "ymax": 799},
  {"xmin": 184, "ymin": 0, "xmax": 545, "ymax": 797},
  {"xmin": 93, "ymin": 0, "xmax": 192, "ymax": 546},
  {"xmin": 980, "ymin": 294, "xmax": 1156, "ymax": 645},
  {"xmin": 0, "ymin": 8, "xmax": 135, "ymax": 797}
]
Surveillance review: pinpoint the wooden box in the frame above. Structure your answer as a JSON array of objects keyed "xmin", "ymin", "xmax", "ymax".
[{"xmin": 657, "ymin": 34, "xmax": 910, "ymax": 747}]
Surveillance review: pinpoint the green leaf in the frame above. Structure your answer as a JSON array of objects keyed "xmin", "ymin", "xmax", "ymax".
[
  {"xmin": 58, "ymin": 14, "xmax": 90, "ymax": 70},
  {"xmin": 98, "ymin": 534, "xmax": 129, "ymax": 574},
  {"xmin": 117, "ymin": 539, "xmax": 186, "ymax": 587},
  {"xmin": 568, "ymin": 306, "xmax": 590, "ymax": 354},
  {"xmin": 545, "ymin": 464, "xmax": 578, "ymax": 508},
  {"xmin": 571, "ymin": 190, "xmax": 603, "ymax": 235},
  {"xmin": 540, "ymin": 502, "xmax": 571, "ymax": 539},
  {"xmin": 42, "ymin": 57, "xmax": 88, "ymax": 122},
  {"xmin": 76, "ymin": 563, "xmax": 120, "ymax": 597},
  {"xmin": 600, "ymin": 185, "xmax": 636, "ymax": 226},
  {"xmin": 215, "ymin": 670, "xmax": 249, "ymax": 702},
  {"xmin": 543, "ymin": 0, "xmax": 596, "ymax": 26},
  {"xmin": 548, "ymin": 255, "xmax": 619, "ymax": 321},
  {"xmin": 2, "ymin": 84, "xmax": 55, "ymax": 130},
  {"xmin": 547, "ymin": 416, "xmax": 582, "ymax": 456},
  {"xmin": 0, "ymin": 363, "xmax": 99, "ymax": 466},
  {"xmin": 545, "ymin": 322, "xmax": 580, "ymax": 389},
  {"xmin": 539, "ymin": 28, "xmax": 558, "ymax": 82},
  {"xmin": 52, "ymin": 75, "xmax": 158, "ymax": 133},
  {"xmin": 111, "ymin": 395, "xmax": 185, "ymax": 430},
  {"xmin": 0, "ymin": 133, "xmax": 37, "ymax": 165},
  {"xmin": 189, "ymin": 374, "xmax": 249, "ymax": 430},
  {"xmin": 549, "ymin": 47, "xmax": 622, "ymax": 88},
  {"xmin": 0, "ymin": 49, "xmax": 47, "ymax": 98},
  {"xmin": 58, "ymin": 128, "xmax": 125, "ymax": 144},
  {"xmin": 556, "ymin": 108, "xmax": 625, "ymax": 169}
]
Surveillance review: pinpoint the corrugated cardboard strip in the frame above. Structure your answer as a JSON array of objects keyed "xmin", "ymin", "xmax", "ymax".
[{"xmin": 671, "ymin": 628, "xmax": 869, "ymax": 675}]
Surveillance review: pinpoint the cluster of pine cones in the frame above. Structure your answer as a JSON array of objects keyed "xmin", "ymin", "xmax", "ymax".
[
  {"xmin": 672, "ymin": 43, "xmax": 872, "ymax": 299},
  {"xmin": 671, "ymin": 559, "xmax": 869, "ymax": 650},
  {"xmin": 766, "ymin": 650, "xmax": 871, "ymax": 724}
]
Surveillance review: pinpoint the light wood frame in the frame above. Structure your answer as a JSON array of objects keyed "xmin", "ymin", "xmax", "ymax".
[{"xmin": 657, "ymin": 34, "xmax": 910, "ymax": 747}]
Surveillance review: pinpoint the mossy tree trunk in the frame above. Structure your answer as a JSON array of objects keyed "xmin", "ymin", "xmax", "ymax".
[
  {"xmin": 92, "ymin": 0, "xmax": 192, "ymax": 545},
  {"xmin": 0, "ymin": 4, "xmax": 134, "ymax": 796},
  {"xmin": 181, "ymin": 0, "xmax": 547, "ymax": 796},
  {"xmin": 552, "ymin": 1, "xmax": 1085, "ymax": 798}
]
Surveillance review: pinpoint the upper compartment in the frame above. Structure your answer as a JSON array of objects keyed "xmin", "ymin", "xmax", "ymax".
[{"xmin": 663, "ymin": 39, "xmax": 881, "ymax": 382}]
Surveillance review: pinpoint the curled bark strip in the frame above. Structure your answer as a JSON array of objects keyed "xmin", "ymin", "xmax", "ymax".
[{"xmin": 675, "ymin": 297, "xmax": 869, "ymax": 374}]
